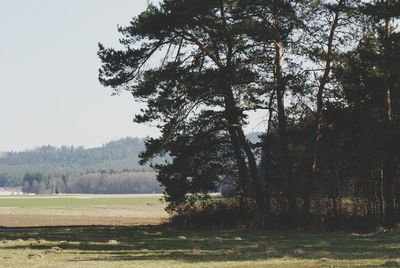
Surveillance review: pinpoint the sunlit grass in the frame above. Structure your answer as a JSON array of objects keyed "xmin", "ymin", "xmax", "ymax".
[
  {"xmin": 0, "ymin": 195, "xmax": 398, "ymax": 267},
  {"xmin": 0, "ymin": 226, "xmax": 399, "ymax": 267},
  {"xmin": 0, "ymin": 196, "xmax": 163, "ymax": 207},
  {"xmin": 0, "ymin": 195, "xmax": 167, "ymax": 227}
]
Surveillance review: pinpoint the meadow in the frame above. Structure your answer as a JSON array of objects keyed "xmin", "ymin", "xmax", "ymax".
[
  {"xmin": 0, "ymin": 195, "xmax": 399, "ymax": 267},
  {"xmin": 0, "ymin": 195, "xmax": 163, "ymax": 208},
  {"xmin": 0, "ymin": 195, "xmax": 166, "ymax": 227}
]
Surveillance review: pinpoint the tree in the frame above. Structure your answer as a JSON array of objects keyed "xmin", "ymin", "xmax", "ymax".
[
  {"xmin": 362, "ymin": 0, "xmax": 400, "ymax": 222},
  {"xmin": 98, "ymin": 0, "xmax": 268, "ymax": 213},
  {"xmin": 299, "ymin": 0, "xmax": 361, "ymax": 214},
  {"xmin": 334, "ymin": 20, "xmax": 400, "ymax": 221},
  {"xmin": 98, "ymin": 0, "xmax": 400, "ymax": 224}
]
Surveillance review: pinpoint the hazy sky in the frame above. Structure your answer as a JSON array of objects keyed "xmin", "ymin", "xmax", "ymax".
[{"xmin": 0, "ymin": 0, "xmax": 266, "ymax": 152}]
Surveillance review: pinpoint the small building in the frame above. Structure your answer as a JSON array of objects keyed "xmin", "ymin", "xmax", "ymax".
[{"xmin": 0, "ymin": 187, "xmax": 24, "ymax": 196}]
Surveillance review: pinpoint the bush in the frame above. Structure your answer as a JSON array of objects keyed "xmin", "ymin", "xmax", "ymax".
[{"xmin": 167, "ymin": 198, "xmax": 256, "ymax": 229}]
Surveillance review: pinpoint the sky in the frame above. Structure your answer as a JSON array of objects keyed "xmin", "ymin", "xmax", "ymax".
[{"xmin": 0, "ymin": 0, "xmax": 266, "ymax": 152}]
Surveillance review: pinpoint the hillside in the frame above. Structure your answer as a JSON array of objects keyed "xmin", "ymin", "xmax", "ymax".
[
  {"xmin": 0, "ymin": 137, "xmax": 149, "ymax": 187},
  {"xmin": 1, "ymin": 137, "xmax": 145, "ymax": 168},
  {"xmin": 0, "ymin": 133, "xmax": 261, "ymax": 191}
]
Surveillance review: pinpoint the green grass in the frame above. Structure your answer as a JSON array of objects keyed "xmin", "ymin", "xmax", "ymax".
[
  {"xmin": 0, "ymin": 196, "xmax": 163, "ymax": 207},
  {"xmin": 0, "ymin": 195, "xmax": 167, "ymax": 227},
  {"xmin": 0, "ymin": 195, "xmax": 398, "ymax": 267},
  {"xmin": 0, "ymin": 225, "xmax": 399, "ymax": 267}
]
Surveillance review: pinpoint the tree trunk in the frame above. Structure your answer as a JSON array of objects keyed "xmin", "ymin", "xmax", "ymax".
[
  {"xmin": 262, "ymin": 90, "xmax": 276, "ymax": 213},
  {"xmin": 275, "ymin": 39, "xmax": 297, "ymax": 214},
  {"xmin": 383, "ymin": 150, "xmax": 395, "ymax": 222},
  {"xmin": 218, "ymin": 4, "xmax": 268, "ymax": 214},
  {"xmin": 236, "ymin": 126, "xmax": 268, "ymax": 212},
  {"xmin": 227, "ymin": 126, "xmax": 250, "ymax": 198},
  {"xmin": 303, "ymin": 0, "xmax": 343, "ymax": 214},
  {"xmin": 380, "ymin": 162, "xmax": 384, "ymax": 218},
  {"xmin": 383, "ymin": 14, "xmax": 395, "ymax": 224},
  {"xmin": 222, "ymin": 83, "xmax": 267, "ymax": 214}
]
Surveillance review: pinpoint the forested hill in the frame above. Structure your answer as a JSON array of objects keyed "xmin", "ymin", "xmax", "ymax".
[
  {"xmin": 0, "ymin": 133, "xmax": 260, "ymax": 190},
  {"xmin": 1, "ymin": 133, "xmax": 261, "ymax": 173},
  {"xmin": 0, "ymin": 137, "xmax": 147, "ymax": 180}
]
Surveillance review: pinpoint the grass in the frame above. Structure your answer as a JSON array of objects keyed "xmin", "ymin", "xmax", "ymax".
[
  {"xmin": 0, "ymin": 195, "xmax": 399, "ymax": 267},
  {"xmin": 0, "ymin": 195, "xmax": 167, "ymax": 227},
  {"xmin": 0, "ymin": 225, "xmax": 399, "ymax": 267},
  {"xmin": 0, "ymin": 195, "xmax": 163, "ymax": 207}
]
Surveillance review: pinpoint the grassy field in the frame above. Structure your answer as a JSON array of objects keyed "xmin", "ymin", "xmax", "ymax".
[
  {"xmin": 0, "ymin": 195, "xmax": 166, "ymax": 227},
  {"xmin": 0, "ymin": 195, "xmax": 399, "ymax": 267},
  {"xmin": 0, "ymin": 195, "xmax": 163, "ymax": 208},
  {"xmin": 1, "ymin": 225, "xmax": 399, "ymax": 267}
]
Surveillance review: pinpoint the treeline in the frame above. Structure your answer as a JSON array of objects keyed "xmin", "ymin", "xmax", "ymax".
[
  {"xmin": 0, "ymin": 137, "xmax": 149, "ymax": 177},
  {"xmin": 0, "ymin": 137, "xmax": 151, "ymax": 186},
  {"xmin": 99, "ymin": 0, "xmax": 400, "ymax": 224},
  {"xmin": 0, "ymin": 137, "xmax": 165, "ymax": 194},
  {"xmin": 21, "ymin": 171, "xmax": 162, "ymax": 194},
  {"xmin": 0, "ymin": 174, "xmax": 20, "ymax": 187}
]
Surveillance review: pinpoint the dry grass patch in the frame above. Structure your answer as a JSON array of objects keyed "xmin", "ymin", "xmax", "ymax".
[
  {"xmin": 27, "ymin": 253, "xmax": 42, "ymax": 259},
  {"xmin": 45, "ymin": 246, "xmax": 63, "ymax": 254}
]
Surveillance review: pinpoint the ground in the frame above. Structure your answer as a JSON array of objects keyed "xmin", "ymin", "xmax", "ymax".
[
  {"xmin": 0, "ymin": 195, "xmax": 399, "ymax": 267},
  {"xmin": 0, "ymin": 194, "xmax": 167, "ymax": 227}
]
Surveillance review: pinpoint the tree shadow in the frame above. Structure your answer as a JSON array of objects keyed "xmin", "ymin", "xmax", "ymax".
[{"xmin": 0, "ymin": 225, "xmax": 399, "ymax": 264}]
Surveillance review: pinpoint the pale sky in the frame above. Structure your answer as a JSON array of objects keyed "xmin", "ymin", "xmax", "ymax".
[
  {"xmin": 0, "ymin": 0, "xmax": 157, "ymax": 152},
  {"xmin": 0, "ymin": 0, "xmax": 266, "ymax": 152}
]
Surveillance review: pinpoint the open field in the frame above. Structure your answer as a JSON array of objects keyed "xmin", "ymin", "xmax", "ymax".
[
  {"xmin": 0, "ymin": 195, "xmax": 399, "ymax": 267},
  {"xmin": 0, "ymin": 194, "xmax": 166, "ymax": 227}
]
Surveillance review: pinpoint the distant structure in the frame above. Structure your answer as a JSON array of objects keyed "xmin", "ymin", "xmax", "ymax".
[{"xmin": 0, "ymin": 187, "xmax": 24, "ymax": 196}]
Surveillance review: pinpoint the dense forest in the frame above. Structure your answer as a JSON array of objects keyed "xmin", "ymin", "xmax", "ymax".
[
  {"xmin": 99, "ymin": 0, "xmax": 400, "ymax": 225},
  {"xmin": 0, "ymin": 137, "xmax": 162, "ymax": 193},
  {"xmin": 20, "ymin": 171, "xmax": 162, "ymax": 194},
  {"xmin": 0, "ymin": 137, "xmax": 145, "ymax": 175}
]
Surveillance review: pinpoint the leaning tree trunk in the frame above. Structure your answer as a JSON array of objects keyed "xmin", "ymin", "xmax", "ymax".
[
  {"xmin": 236, "ymin": 125, "xmax": 268, "ymax": 211},
  {"xmin": 219, "ymin": 3, "xmax": 268, "ymax": 215},
  {"xmin": 222, "ymin": 81, "xmax": 267, "ymax": 214},
  {"xmin": 262, "ymin": 90, "xmax": 276, "ymax": 213},
  {"xmin": 188, "ymin": 1, "xmax": 268, "ymax": 215},
  {"xmin": 227, "ymin": 126, "xmax": 250, "ymax": 199},
  {"xmin": 303, "ymin": 0, "xmax": 343, "ymax": 214}
]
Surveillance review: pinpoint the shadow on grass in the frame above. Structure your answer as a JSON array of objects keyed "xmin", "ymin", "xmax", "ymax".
[{"xmin": 0, "ymin": 225, "xmax": 399, "ymax": 264}]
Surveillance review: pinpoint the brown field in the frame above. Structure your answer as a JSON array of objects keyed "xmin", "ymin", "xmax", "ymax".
[{"xmin": 0, "ymin": 206, "xmax": 164, "ymax": 227}]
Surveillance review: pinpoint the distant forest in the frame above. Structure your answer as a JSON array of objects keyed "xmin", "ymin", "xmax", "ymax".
[
  {"xmin": 0, "ymin": 137, "xmax": 163, "ymax": 194},
  {"xmin": 0, "ymin": 134, "xmax": 260, "ymax": 194}
]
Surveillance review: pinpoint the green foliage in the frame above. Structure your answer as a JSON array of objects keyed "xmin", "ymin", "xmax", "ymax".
[
  {"xmin": 0, "ymin": 137, "xmax": 148, "ymax": 183},
  {"xmin": 20, "ymin": 171, "xmax": 162, "ymax": 194},
  {"xmin": 98, "ymin": 0, "xmax": 400, "ymax": 223},
  {"xmin": 168, "ymin": 197, "xmax": 255, "ymax": 228},
  {"xmin": 0, "ymin": 137, "xmax": 166, "ymax": 194}
]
